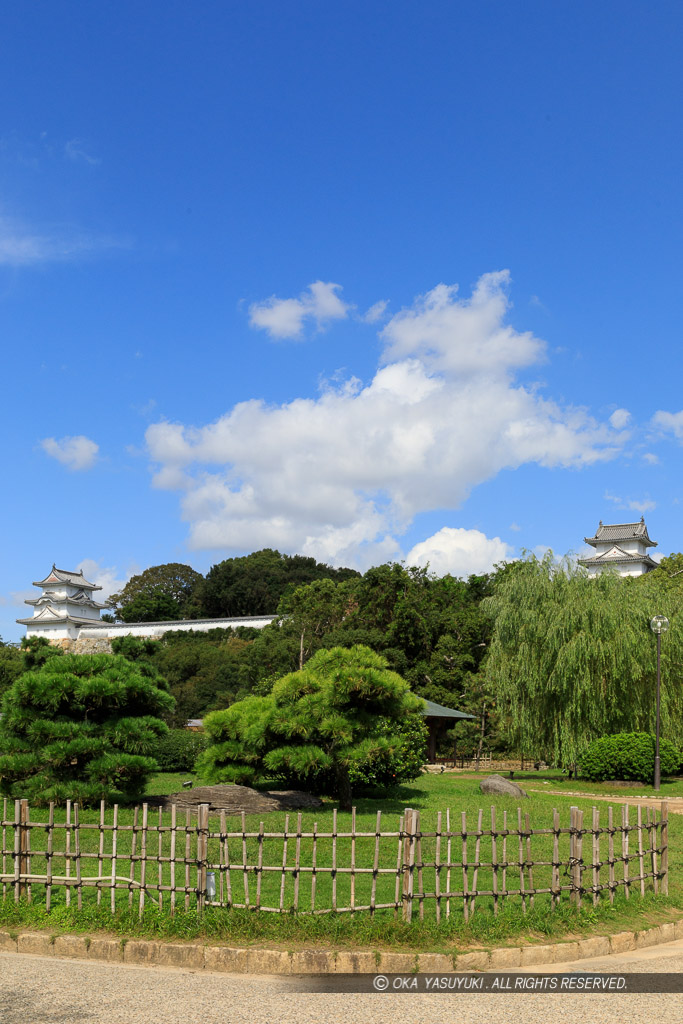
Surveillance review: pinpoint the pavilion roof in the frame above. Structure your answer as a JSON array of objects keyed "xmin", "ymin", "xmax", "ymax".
[{"xmin": 421, "ymin": 699, "xmax": 477, "ymax": 720}]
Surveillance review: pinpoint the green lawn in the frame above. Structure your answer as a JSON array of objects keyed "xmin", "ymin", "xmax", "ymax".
[{"xmin": 1, "ymin": 771, "xmax": 681, "ymax": 953}]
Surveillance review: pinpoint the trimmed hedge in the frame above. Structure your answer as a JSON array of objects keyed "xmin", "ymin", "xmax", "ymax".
[
  {"xmin": 579, "ymin": 731, "xmax": 681, "ymax": 783},
  {"xmin": 153, "ymin": 728, "xmax": 207, "ymax": 773}
]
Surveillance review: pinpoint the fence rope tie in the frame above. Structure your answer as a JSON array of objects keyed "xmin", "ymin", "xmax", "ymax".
[{"xmin": 563, "ymin": 856, "xmax": 582, "ymax": 878}]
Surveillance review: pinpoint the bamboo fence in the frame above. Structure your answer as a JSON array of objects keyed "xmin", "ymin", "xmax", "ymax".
[{"xmin": 0, "ymin": 797, "xmax": 668, "ymax": 921}]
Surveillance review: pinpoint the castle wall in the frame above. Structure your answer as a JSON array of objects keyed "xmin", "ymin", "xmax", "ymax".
[{"xmin": 40, "ymin": 614, "xmax": 277, "ymax": 651}]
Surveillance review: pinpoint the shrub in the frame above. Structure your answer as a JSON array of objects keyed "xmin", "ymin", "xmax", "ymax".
[
  {"xmin": 154, "ymin": 729, "xmax": 207, "ymax": 772},
  {"xmin": 579, "ymin": 732, "xmax": 681, "ymax": 783}
]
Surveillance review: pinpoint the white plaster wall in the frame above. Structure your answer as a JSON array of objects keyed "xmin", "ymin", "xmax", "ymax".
[
  {"xmin": 79, "ymin": 615, "xmax": 275, "ymax": 640},
  {"xmin": 594, "ymin": 539, "xmax": 647, "ymax": 557},
  {"xmin": 26, "ymin": 623, "xmax": 80, "ymax": 640}
]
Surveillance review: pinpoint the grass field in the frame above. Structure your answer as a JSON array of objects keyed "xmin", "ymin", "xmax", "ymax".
[{"xmin": 2, "ymin": 770, "xmax": 681, "ymax": 952}]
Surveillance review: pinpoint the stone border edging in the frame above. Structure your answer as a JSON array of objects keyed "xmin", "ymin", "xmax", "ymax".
[{"xmin": 1, "ymin": 920, "xmax": 682, "ymax": 974}]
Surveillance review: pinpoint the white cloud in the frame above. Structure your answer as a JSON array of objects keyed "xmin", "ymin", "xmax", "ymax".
[
  {"xmin": 76, "ymin": 559, "xmax": 135, "ymax": 602},
  {"xmin": 41, "ymin": 435, "xmax": 99, "ymax": 471},
  {"xmin": 248, "ymin": 281, "xmax": 350, "ymax": 339},
  {"xmin": 405, "ymin": 527, "xmax": 512, "ymax": 577},
  {"xmin": 379, "ymin": 271, "xmax": 545, "ymax": 374},
  {"xmin": 609, "ymin": 408, "xmax": 631, "ymax": 430},
  {"xmin": 361, "ymin": 299, "xmax": 389, "ymax": 323},
  {"xmin": 643, "ymin": 452, "xmax": 659, "ymax": 465},
  {"xmin": 509, "ymin": 522, "xmax": 522, "ymax": 532},
  {"xmin": 64, "ymin": 139, "xmax": 100, "ymax": 165},
  {"xmin": 652, "ymin": 409, "xmax": 683, "ymax": 440},
  {"xmin": 146, "ymin": 272, "xmax": 625, "ymax": 565},
  {"xmin": 0, "ymin": 215, "xmax": 127, "ymax": 266},
  {"xmin": 604, "ymin": 491, "xmax": 656, "ymax": 515}
]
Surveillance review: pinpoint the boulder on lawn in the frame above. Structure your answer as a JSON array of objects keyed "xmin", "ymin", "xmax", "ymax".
[
  {"xmin": 150, "ymin": 784, "xmax": 324, "ymax": 815},
  {"xmin": 479, "ymin": 774, "xmax": 528, "ymax": 799}
]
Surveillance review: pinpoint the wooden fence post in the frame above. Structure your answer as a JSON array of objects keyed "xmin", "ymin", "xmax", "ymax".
[
  {"xmin": 402, "ymin": 808, "xmax": 415, "ymax": 922},
  {"xmin": 660, "ymin": 801, "xmax": 668, "ymax": 896},
  {"xmin": 197, "ymin": 803, "xmax": 210, "ymax": 912},
  {"xmin": 570, "ymin": 806, "xmax": 583, "ymax": 906},
  {"xmin": 19, "ymin": 800, "xmax": 29, "ymax": 901},
  {"xmin": 575, "ymin": 807, "xmax": 584, "ymax": 908}
]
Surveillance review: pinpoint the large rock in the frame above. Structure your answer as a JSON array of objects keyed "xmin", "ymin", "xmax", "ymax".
[
  {"xmin": 479, "ymin": 774, "xmax": 528, "ymax": 799},
  {"xmin": 151, "ymin": 784, "xmax": 323, "ymax": 815}
]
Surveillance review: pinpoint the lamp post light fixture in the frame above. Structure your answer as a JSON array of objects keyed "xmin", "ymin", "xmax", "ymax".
[{"xmin": 649, "ymin": 614, "xmax": 670, "ymax": 791}]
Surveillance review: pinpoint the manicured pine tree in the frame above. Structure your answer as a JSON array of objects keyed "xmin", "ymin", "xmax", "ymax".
[
  {"xmin": 197, "ymin": 645, "xmax": 425, "ymax": 809},
  {"xmin": 0, "ymin": 652, "xmax": 174, "ymax": 805}
]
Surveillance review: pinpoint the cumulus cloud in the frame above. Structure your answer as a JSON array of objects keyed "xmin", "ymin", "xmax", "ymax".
[
  {"xmin": 405, "ymin": 527, "xmax": 512, "ymax": 577},
  {"xmin": 609, "ymin": 408, "xmax": 631, "ymax": 430},
  {"xmin": 643, "ymin": 452, "xmax": 659, "ymax": 465},
  {"xmin": 41, "ymin": 435, "xmax": 99, "ymax": 471},
  {"xmin": 380, "ymin": 272, "xmax": 544, "ymax": 374},
  {"xmin": 652, "ymin": 409, "xmax": 683, "ymax": 440},
  {"xmin": 146, "ymin": 272, "xmax": 624, "ymax": 565},
  {"xmin": 76, "ymin": 559, "xmax": 135, "ymax": 602},
  {"xmin": 249, "ymin": 281, "xmax": 349, "ymax": 339}
]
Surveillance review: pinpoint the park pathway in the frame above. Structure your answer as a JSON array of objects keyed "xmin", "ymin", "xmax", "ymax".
[
  {"xmin": 1, "ymin": 940, "xmax": 683, "ymax": 1024},
  {"xmin": 528, "ymin": 788, "xmax": 683, "ymax": 814}
]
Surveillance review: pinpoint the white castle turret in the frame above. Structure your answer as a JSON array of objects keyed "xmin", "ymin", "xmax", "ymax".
[
  {"xmin": 578, "ymin": 518, "xmax": 658, "ymax": 577},
  {"xmin": 16, "ymin": 565, "xmax": 108, "ymax": 641}
]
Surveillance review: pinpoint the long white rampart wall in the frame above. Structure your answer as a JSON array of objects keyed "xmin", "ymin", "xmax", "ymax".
[
  {"xmin": 44, "ymin": 615, "xmax": 276, "ymax": 653},
  {"xmin": 79, "ymin": 616, "xmax": 275, "ymax": 638}
]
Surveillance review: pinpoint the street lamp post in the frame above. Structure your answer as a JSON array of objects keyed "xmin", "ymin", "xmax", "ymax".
[{"xmin": 649, "ymin": 614, "xmax": 670, "ymax": 791}]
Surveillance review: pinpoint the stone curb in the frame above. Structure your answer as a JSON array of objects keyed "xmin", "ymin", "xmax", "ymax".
[{"xmin": 0, "ymin": 920, "xmax": 681, "ymax": 974}]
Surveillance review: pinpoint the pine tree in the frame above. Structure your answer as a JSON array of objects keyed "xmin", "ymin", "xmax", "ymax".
[
  {"xmin": 0, "ymin": 653, "xmax": 174, "ymax": 805},
  {"xmin": 197, "ymin": 645, "xmax": 425, "ymax": 809}
]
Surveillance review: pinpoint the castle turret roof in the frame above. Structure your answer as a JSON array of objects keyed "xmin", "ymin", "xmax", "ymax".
[
  {"xmin": 32, "ymin": 565, "xmax": 102, "ymax": 591},
  {"xmin": 583, "ymin": 518, "xmax": 657, "ymax": 549}
]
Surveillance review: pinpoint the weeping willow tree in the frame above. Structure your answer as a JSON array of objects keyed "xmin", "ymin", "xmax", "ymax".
[{"xmin": 483, "ymin": 553, "xmax": 683, "ymax": 766}]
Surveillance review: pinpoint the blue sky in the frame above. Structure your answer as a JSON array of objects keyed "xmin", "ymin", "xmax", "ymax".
[{"xmin": 3, "ymin": 1, "xmax": 683, "ymax": 640}]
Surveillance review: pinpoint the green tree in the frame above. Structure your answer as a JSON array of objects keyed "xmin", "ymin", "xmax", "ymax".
[
  {"xmin": 484, "ymin": 553, "xmax": 683, "ymax": 767},
  {"xmin": 118, "ymin": 589, "xmax": 185, "ymax": 623},
  {"xmin": 0, "ymin": 641, "xmax": 23, "ymax": 702},
  {"xmin": 153, "ymin": 631, "xmax": 252, "ymax": 727},
  {"xmin": 197, "ymin": 549, "xmax": 359, "ymax": 618},
  {"xmin": 111, "ymin": 563, "xmax": 204, "ymax": 621},
  {"xmin": 20, "ymin": 636, "xmax": 64, "ymax": 669},
  {"xmin": 0, "ymin": 653, "xmax": 174, "ymax": 805},
  {"xmin": 196, "ymin": 645, "xmax": 425, "ymax": 809}
]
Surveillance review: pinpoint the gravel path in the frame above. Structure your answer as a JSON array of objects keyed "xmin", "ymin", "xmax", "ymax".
[
  {"xmin": 527, "ymin": 789, "xmax": 683, "ymax": 813},
  {"xmin": 1, "ymin": 941, "xmax": 683, "ymax": 1024}
]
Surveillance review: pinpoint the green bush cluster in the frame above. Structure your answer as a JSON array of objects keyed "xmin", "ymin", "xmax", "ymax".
[
  {"xmin": 153, "ymin": 728, "xmax": 207, "ymax": 772},
  {"xmin": 579, "ymin": 732, "xmax": 681, "ymax": 783},
  {"xmin": 347, "ymin": 714, "xmax": 428, "ymax": 792}
]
